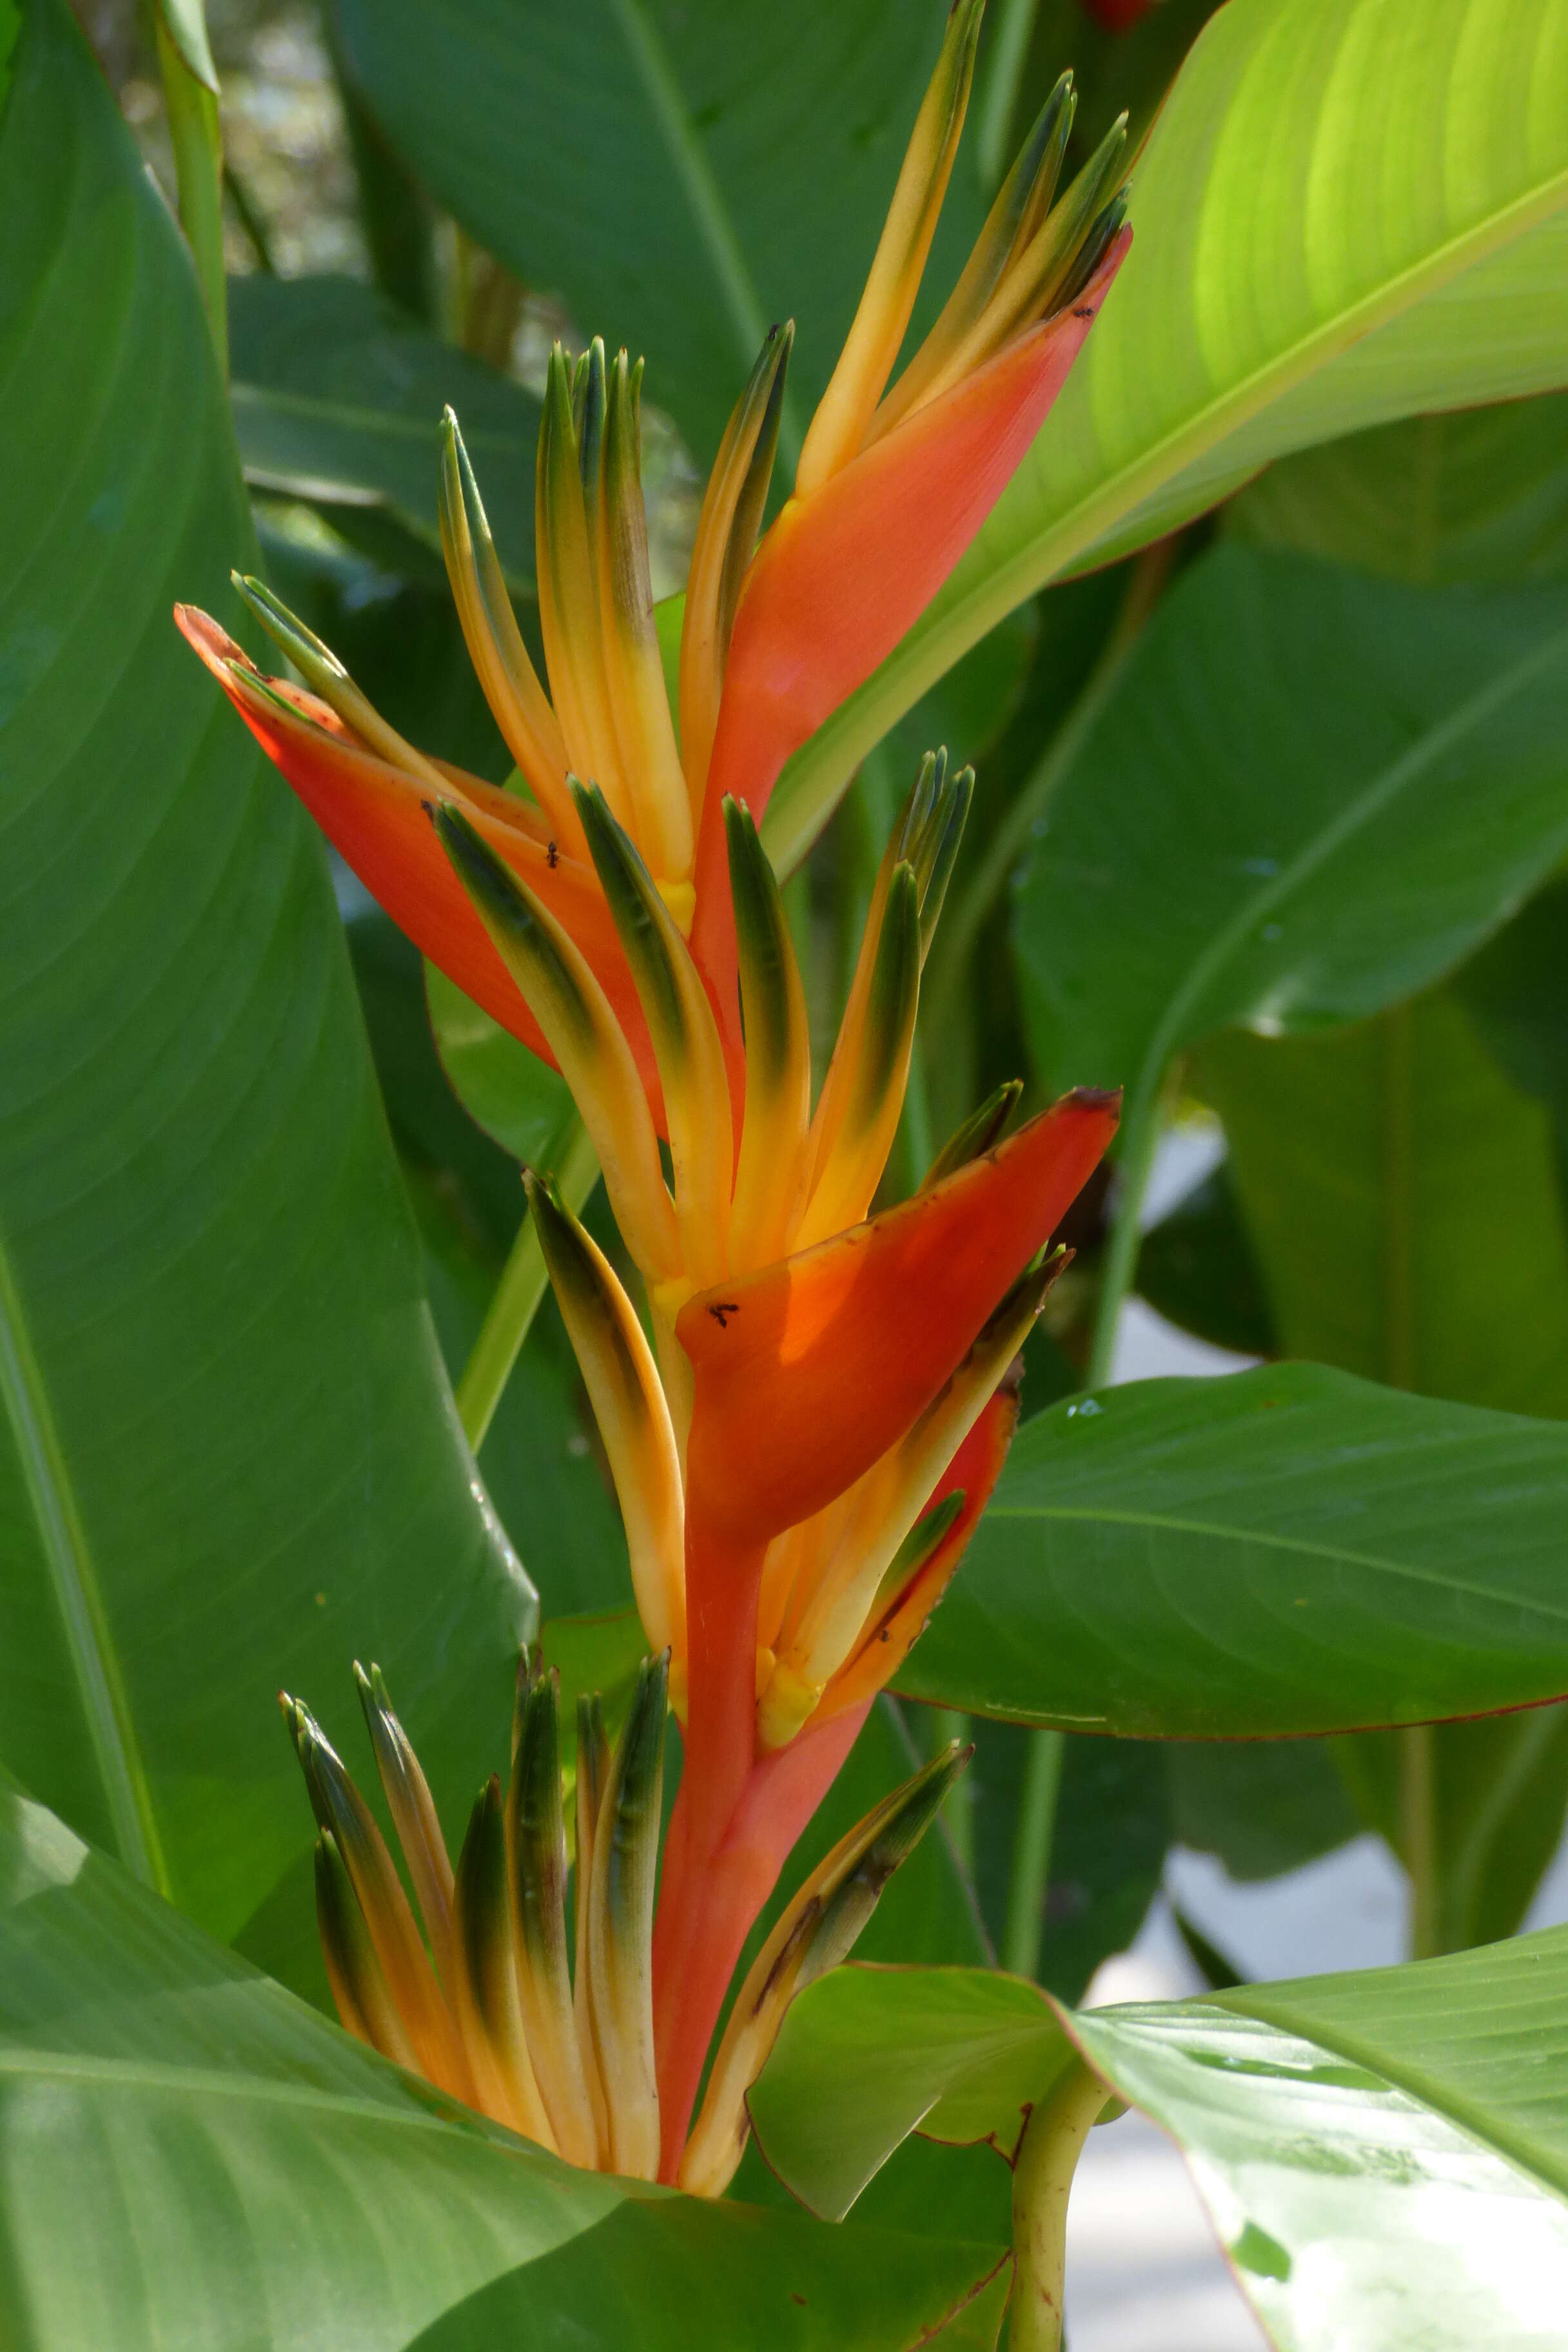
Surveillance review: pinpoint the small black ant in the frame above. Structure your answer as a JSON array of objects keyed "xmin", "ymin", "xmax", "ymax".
[
  {"xmin": 1072, "ymin": 306, "xmax": 1095, "ymax": 320},
  {"xmin": 546, "ymin": 840, "xmax": 559, "ymax": 869},
  {"xmin": 707, "ymin": 1301, "xmax": 740, "ymax": 1329}
]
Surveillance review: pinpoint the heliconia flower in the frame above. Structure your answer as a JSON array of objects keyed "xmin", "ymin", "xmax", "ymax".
[
  {"xmin": 284, "ymin": 1654, "xmax": 964, "ymax": 2195},
  {"xmin": 432, "ymin": 756, "xmax": 1117, "ymax": 2166},
  {"xmin": 181, "ymin": 0, "xmax": 1131, "ymax": 2197},
  {"xmin": 175, "ymin": 1, "xmax": 1128, "ymax": 1102}
]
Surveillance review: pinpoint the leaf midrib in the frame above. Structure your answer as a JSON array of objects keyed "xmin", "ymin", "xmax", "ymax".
[
  {"xmin": 228, "ymin": 381, "xmax": 529, "ymax": 448},
  {"xmin": 605, "ymin": 0, "xmax": 807, "ymax": 471},
  {"xmin": 0, "ymin": 1215, "xmax": 166, "ymax": 1893},
  {"xmin": 983, "ymin": 1499, "xmax": 1568, "ymax": 1629},
  {"xmin": 0, "ymin": 2042, "xmax": 519, "ymax": 2138}
]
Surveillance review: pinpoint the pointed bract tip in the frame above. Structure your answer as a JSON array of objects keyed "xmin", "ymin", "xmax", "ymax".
[{"xmin": 1065, "ymin": 1084, "xmax": 1122, "ymax": 1117}]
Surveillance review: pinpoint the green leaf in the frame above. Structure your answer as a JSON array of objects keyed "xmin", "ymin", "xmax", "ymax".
[
  {"xmin": 896, "ymin": 1363, "xmax": 1568, "ymax": 1736},
  {"xmin": 1012, "ymin": 545, "xmax": 1568, "ymax": 1112},
  {"xmin": 0, "ymin": 0, "xmax": 527, "ymax": 1970},
  {"xmin": 767, "ymin": 0, "xmax": 1568, "ymax": 859},
  {"xmin": 1195, "ymin": 988, "xmax": 1568, "ymax": 1941},
  {"xmin": 426, "ymin": 963, "xmax": 576, "ymax": 1166},
  {"xmin": 229, "ymin": 273, "xmax": 542, "ymax": 593},
  {"xmin": 1456, "ymin": 876, "xmax": 1568, "ymax": 1188},
  {"xmin": 1073, "ymin": 1925, "xmax": 1568, "ymax": 2349},
  {"xmin": 0, "ymin": 1783, "xmax": 1011, "ymax": 2349},
  {"xmin": 1228, "ymin": 391, "xmax": 1568, "ymax": 586},
  {"xmin": 1335, "ymin": 1709, "xmax": 1568, "ymax": 1954},
  {"xmin": 750, "ymin": 1964, "xmax": 1075, "ymax": 2221},
  {"xmin": 329, "ymin": 0, "xmax": 988, "ymax": 473},
  {"xmin": 1166, "ymin": 1740, "xmax": 1358, "ymax": 1884},
  {"xmin": 1197, "ymin": 996, "xmax": 1568, "ymax": 1416}
]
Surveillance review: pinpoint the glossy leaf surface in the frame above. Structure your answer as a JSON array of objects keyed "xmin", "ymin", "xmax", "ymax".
[
  {"xmin": 1075, "ymin": 1926, "xmax": 1568, "ymax": 2351},
  {"xmin": 229, "ymin": 273, "xmax": 541, "ymax": 592},
  {"xmin": 0, "ymin": 0, "xmax": 527, "ymax": 1966},
  {"xmin": 0, "ymin": 1785, "xmax": 1010, "ymax": 2350},
  {"xmin": 767, "ymin": 0, "xmax": 1568, "ymax": 859},
  {"xmin": 896, "ymin": 1364, "xmax": 1568, "ymax": 1736}
]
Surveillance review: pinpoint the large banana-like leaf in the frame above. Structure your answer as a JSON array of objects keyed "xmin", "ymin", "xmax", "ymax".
[
  {"xmin": 767, "ymin": 0, "xmax": 1568, "ymax": 865},
  {"xmin": 0, "ymin": 1783, "xmax": 1012, "ymax": 2350},
  {"xmin": 897, "ymin": 1364, "xmax": 1568, "ymax": 1735},
  {"xmin": 0, "ymin": 0, "xmax": 527, "ymax": 1980}
]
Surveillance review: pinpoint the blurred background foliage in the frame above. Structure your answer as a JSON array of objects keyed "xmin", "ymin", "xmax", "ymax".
[{"xmin": 67, "ymin": 0, "xmax": 1568, "ymax": 2008}]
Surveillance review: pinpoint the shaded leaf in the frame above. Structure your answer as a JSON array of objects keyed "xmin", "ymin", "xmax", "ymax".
[
  {"xmin": 897, "ymin": 1364, "xmax": 1568, "ymax": 1736},
  {"xmin": 0, "ymin": 1783, "xmax": 1010, "ymax": 2351},
  {"xmin": 1228, "ymin": 392, "xmax": 1568, "ymax": 586},
  {"xmin": 230, "ymin": 273, "xmax": 540, "ymax": 591},
  {"xmin": 329, "ymin": 0, "xmax": 988, "ymax": 471},
  {"xmin": 0, "ymin": 0, "xmax": 527, "ymax": 1981},
  {"xmin": 750, "ymin": 1963, "xmax": 1074, "ymax": 2221}
]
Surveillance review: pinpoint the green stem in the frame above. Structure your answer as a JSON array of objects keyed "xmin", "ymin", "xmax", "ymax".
[
  {"xmin": 972, "ymin": 0, "xmax": 1038, "ymax": 193},
  {"xmin": 455, "ymin": 1119, "xmax": 599, "ymax": 1453},
  {"xmin": 1400, "ymin": 1721, "xmax": 1441, "ymax": 1960},
  {"xmin": 1084, "ymin": 1081, "xmax": 1163, "ymax": 1393},
  {"xmin": 154, "ymin": 10, "xmax": 227, "ymax": 375},
  {"xmin": 1002, "ymin": 1727, "xmax": 1063, "ymax": 1979},
  {"xmin": 1008, "ymin": 2056, "xmax": 1108, "ymax": 2352}
]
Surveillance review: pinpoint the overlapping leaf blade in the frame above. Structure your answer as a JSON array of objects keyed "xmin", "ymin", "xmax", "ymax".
[
  {"xmin": 768, "ymin": 0, "xmax": 1568, "ymax": 859},
  {"xmin": 0, "ymin": 1785, "xmax": 1012, "ymax": 2351},
  {"xmin": 0, "ymin": 0, "xmax": 527, "ymax": 1980},
  {"xmin": 229, "ymin": 274, "xmax": 542, "ymax": 591},
  {"xmin": 329, "ymin": 0, "xmax": 986, "ymax": 470},
  {"xmin": 897, "ymin": 1364, "xmax": 1568, "ymax": 1735}
]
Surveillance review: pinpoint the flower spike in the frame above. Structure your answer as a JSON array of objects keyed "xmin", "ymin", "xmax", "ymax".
[
  {"xmin": 452, "ymin": 1776, "xmax": 557, "ymax": 2142},
  {"xmin": 678, "ymin": 1742, "xmax": 970, "ymax": 2195},
  {"xmin": 723, "ymin": 796, "xmax": 813, "ymax": 1266},
  {"xmin": 314, "ymin": 1830, "xmax": 418, "ymax": 2070},
  {"xmin": 434, "ymin": 803, "xmax": 680, "ymax": 1279},
  {"xmin": 583, "ymin": 1652, "xmax": 669, "ymax": 2180},
  {"xmin": 281, "ymin": 1694, "xmax": 473, "ymax": 2101},
  {"xmin": 681, "ymin": 324, "xmax": 795, "ymax": 810},
  {"xmin": 596, "ymin": 349, "xmax": 694, "ymax": 887},
  {"xmin": 571, "ymin": 780, "xmax": 734, "ymax": 1286},
  {"xmin": 353, "ymin": 1661, "xmax": 456, "ymax": 1993},
  {"xmin": 794, "ymin": 0, "xmax": 985, "ymax": 499},
  {"xmin": 524, "ymin": 1170, "xmax": 686, "ymax": 1674},
  {"xmin": 437, "ymin": 409, "xmax": 578, "ymax": 847},
  {"xmin": 507, "ymin": 1665, "xmax": 600, "ymax": 2164}
]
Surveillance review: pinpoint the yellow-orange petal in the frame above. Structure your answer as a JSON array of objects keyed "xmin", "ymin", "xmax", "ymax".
[
  {"xmin": 676, "ymin": 1087, "xmax": 1118, "ymax": 1545},
  {"xmin": 805, "ymin": 1379, "xmax": 1019, "ymax": 1733}
]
